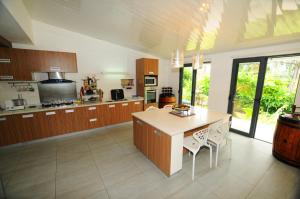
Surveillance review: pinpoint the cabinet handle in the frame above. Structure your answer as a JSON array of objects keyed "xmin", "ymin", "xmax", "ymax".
[
  {"xmin": 46, "ymin": 111, "xmax": 56, "ymax": 116},
  {"xmin": 109, "ymin": 104, "xmax": 115, "ymax": 108},
  {"xmin": 89, "ymin": 118, "xmax": 97, "ymax": 122},
  {"xmin": 0, "ymin": 75, "xmax": 14, "ymax": 80},
  {"xmin": 22, "ymin": 114, "xmax": 33, "ymax": 118},
  {"xmin": 0, "ymin": 117, "xmax": 7, "ymax": 121},
  {"xmin": 149, "ymin": 71, "xmax": 154, "ymax": 75},
  {"xmin": 134, "ymin": 102, "xmax": 140, "ymax": 105},
  {"xmin": 65, "ymin": 109, "xmax": 74, "ymax": 113},
  {"xmin": 0, "ymin": 58, "xmax": 11, "ymax": 63},
  {"xmin": 50, "ymin": 66, "xmax": 61, "ymax": 71},
  {"xmin": 122, "ymin": 103, "xmax": 128, "ymax": 106},
  {"xmin": 88, "ymin": 107, "xmax": 96, "ymax": 110}
]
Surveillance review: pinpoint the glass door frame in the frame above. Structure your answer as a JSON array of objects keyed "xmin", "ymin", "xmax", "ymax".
[
  {"xmin": 178, "ymin": 62, "xmax": 211, "ymax": 105},
  {"xmin": 227, "ymin": 57, "xmax": 268, "ymax": 138}
]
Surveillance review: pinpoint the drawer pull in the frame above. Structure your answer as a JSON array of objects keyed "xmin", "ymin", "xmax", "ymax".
[
  {"xmin": 22, "ymin": 114, "xmax": 33, "ymax": 118},
  {"xmin": 149, "ymin": 71, "xmax": 154, "ymax": 75},
  {"xmin": 89, "ymin": 118, "xmax": 97, "ymax": 122},
  {"xmin": 65, "ymin": 109, "xmax": 74, "ymax": 113},
  {"xmin": 109, "ymin": 104, "xmax": 115, "ymax": 108},
  {"xmin": 154, "ymin": 130, "xmax": 160, "ymax": 135},
  {"xmin": 122, "ymin": 103, "xmax": 128, "ymax": 106},
  {"xmin": 88, "ymin": 107, "xmax": 96, "ymax": 110},
  {"xmin": 0, "ymin": 117, "xmax": 7, "ymax": 121},
  {"xmin": 46, "ymin": 111, "xmax": 56, "ymax": 116},
  {"xmin": 134, "ymin": 102, "xmax": 140, "ymax": 105},
  {"xmin": 0, "ymin": 75, "xmax": 13, "ymax": 80},
  {"xmin": 50, "ymin": 66, "xmax": 61, "ymax": 71},
  {"xmin": 136, "ymin": 120, "xmax": 143, "ymax": 125},
  {"xmin": 0, "ymin": 58, "xmax": 11, "ymax": 63}
]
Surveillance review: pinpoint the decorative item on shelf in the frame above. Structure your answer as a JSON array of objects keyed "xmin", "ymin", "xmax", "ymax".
[
  {"xmin": 171, "ymin": 48, "xmax": 184, "ymax": 68},
  {"xmin": 80, "ymin": 76, "xmax": 100, "ymax": 102},
  {"xmin": 121, "ymin": 79, "xmax": 134, "ymax": 89}
]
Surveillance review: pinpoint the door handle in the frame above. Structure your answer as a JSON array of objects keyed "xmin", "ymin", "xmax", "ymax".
[
  {"xmin": 65, "ymin": 109, "xmax": 74, "ymax": 113},
  {"xmin": 46, "ymin": 111, "xmax": 56, "ymax": 116},
  {"xmin": 0, "ymin": 117, "xmax": 7, "ymax": 121},
  {"xmin": 88, "ymin": 107, "xmax": 96, "ymax": 110},
  {"xmin": 22, "ymin": 114, "xmax": 34, "ymax": 118}
]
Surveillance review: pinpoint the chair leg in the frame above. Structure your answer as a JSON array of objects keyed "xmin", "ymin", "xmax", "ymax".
[
  {"xmin": 215, "ymin": 144, "xmax": 219, "ymax": 167},
  {"xmin": 192, "ymin": 153, "xmax": 195, "ymax": 181},
  {"xmin": 208, "ymin": 145, "xmax": 212, "ymax": 168}
]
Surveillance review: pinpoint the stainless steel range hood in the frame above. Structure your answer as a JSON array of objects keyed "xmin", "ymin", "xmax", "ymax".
[{"xmin": 48, "ymin": 72, "xmax": 65, "ymax": 80}]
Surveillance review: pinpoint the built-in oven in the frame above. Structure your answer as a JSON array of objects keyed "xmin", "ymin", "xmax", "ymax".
[
  {"xmin": 145, "ymin": 88, "xmax": 157, "ymax": 104},
  {"xmin": 144, "ymin": 76, "xmax": 157, "ymax": 87}
]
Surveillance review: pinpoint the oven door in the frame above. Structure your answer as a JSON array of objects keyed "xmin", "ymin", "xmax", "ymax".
[{"xmin": 145, "ymin": 90, "xmax": 157, "ymax": 103}]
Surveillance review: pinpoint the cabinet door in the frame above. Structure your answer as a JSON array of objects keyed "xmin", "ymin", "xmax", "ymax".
[
  {"xmin": 104, "ymin": 104, "xmax": 119, "ymax": 125},
  {"xmin": 0, "ymin": 116, "xmax": 17, "ymax": 146},
  {"xmin": 39, "ymin": 110, "xmax": 65, "ymax": 137},
  {"xmin": 131, "ymin": 101, "xmax": 143, "ymax": 113},
  {"xmin": 74, "ymin": 107, "xmax": 89, "ymax": 131},
  {"xmin": 133, "ymin": 117, "xmax": 148, "ymax": 155},
  {"xmin": 59, "ymin": 52, "xmax": 77, "ymax": 72},
  {"xmin": 13, "ymin": 49, "xmax": 33, "ymax": 81},
  {"xmin": 86, "ymin": 105, "xmax": 104, "ymax": 129},
  {"xmin": 0, "ymin": 48, "xmax": 14, "ymax": 80},
  {"xmin": 14, "ymin": 113, "xmax": 38, "ymax": 142},
  {"xmin": 144, "ymin": 59, "xmax": 158, "ymax": 75},
  {"xmin": 120, "ymin": 102, "xmax": 131, "ymax": 122},
  {"xmin": 147, "ymin": 126, "xmax": 171, "ymax": 175},
  {"xmin": 63, "ymin": 108, "xmax": 78, "ymax": 133}
]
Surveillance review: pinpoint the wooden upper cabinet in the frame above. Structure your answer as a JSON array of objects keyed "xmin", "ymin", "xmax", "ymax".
[
  {"xmin": 136, "ymin": 58, "xmax": 159, "ymax": 76},
  {"xmin": 34, "ymin": 50, "xmax": 77, "ymax": 73},
  {"xmin": 0, "ymin": 47, "xmax": 77, "ymax": 81}
]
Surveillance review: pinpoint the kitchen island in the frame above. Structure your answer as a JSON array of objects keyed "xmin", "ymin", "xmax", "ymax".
[{"xmin": 132, "ymin": 107, "xmax": 230, "ymax": 176}]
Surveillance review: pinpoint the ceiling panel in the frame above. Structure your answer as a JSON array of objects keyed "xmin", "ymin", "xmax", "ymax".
[{"xmin": 23, "ymin": 0, "xmax": 300, "ymax": 58}]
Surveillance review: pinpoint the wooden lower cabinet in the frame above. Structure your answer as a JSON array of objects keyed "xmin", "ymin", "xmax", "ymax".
[
  {"xmin": 133, "ymin": 117, "xmax": 171, "ymax": 176},
  {"xmin": 0, "ymin": 100, "xmax": 143, "ymax": 147},
  {"xmin": 0, "ymin": 116, "xmax": 18, "ymax": 146},
  {"xmin": 133, "ymin": 118, "xmax": 148, "ymax": 156}
]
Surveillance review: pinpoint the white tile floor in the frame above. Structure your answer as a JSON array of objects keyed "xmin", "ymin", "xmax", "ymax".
[{"xmin": 0, "ymin": 123, "xmax": 299, "ymax": 199}]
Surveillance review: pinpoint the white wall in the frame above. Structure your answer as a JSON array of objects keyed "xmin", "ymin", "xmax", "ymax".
[
  {"xmin": 168, "ymin": 41, "xmax": 300, "ymax": 113},
  {"xmin": 4, "ymin": 20, "xmax": 172, "ymax": 106}
]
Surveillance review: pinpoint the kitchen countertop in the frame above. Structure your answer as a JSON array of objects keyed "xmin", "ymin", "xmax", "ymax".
[
  {"xmin": 132, "ymin": 107, "xmax": 231, "ymax": 136},
  {"xmin": 0, "ymin": 97, "xmax": 144, "ymax": 117}
]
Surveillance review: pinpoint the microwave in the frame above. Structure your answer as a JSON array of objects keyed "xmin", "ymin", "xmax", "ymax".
[{"xmin": 144, "ymin": 76, "xmax": 157, "ymax": 86}]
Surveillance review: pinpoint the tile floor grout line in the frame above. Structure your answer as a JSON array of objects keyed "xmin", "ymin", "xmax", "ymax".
[
  {"xmin": 244, "ymin": 160, "xmax": 276, "ymax": 199},
  {"xmin": 87, "ymin": 140, "xmax": 111, "ymax": 199}
]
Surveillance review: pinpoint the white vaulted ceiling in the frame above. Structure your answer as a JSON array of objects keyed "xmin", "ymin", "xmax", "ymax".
[{"xmin": 22, "ymin": 0, "xmax": 300, "ymax": 57}]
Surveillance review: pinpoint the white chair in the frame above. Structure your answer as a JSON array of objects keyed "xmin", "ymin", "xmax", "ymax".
[
  {"xmin": 145, "ymin": 106, "xmax": 159, "ymax": 111},
  {"xmin": 183, "ymin": 128, "xmax": 212, "ymax": 180},
  {"xmin": 163, "ymin": 104, "xmax": 173, "ymax": 110},
  {"xmin": 208, "ymin": 120, "xmax": 232, "ymax": 167}
]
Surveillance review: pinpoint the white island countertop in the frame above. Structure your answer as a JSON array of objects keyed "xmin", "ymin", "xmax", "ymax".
[{"xmin": 132, "ymin": 107, "xmax": 231, "ymax": 136}]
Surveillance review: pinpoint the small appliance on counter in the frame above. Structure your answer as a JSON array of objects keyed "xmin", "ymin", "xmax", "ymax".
[
  {"xmin": 159, "ymin": 87, "xmax": 176, "ymax": 108},
  {"xmin": 5, "ymin": 94, "xmax": 26, "ymax": 111},
  {"xmin": 111, "ymin": 89, "xmax": 125, "ymax": 101}
]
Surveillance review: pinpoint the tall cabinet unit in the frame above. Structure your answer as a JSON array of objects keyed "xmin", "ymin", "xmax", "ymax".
[{"xmin": 136, "ymin": 58, "xmax": 159, "ymax": 110}]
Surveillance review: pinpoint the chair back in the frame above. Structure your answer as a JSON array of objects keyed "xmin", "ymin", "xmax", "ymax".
[
  {"xmin": 193, "ymin": 128, "xmax": 209, "ymax": 146},
  {"xmin": 217, "ymin": 120, "xmax": 231, "ymax": 138},
  {"xmin": 145, "ymin": 106, "xmax": 159, "ymax": 111}
]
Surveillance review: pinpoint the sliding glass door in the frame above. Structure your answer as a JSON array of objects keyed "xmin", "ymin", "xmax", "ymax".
[
  {"xmin": 228, "ymin": 58, "xmax": 267, "ymax": 137},
  {"xmin": 228, "ymin": 55, "xmax": 300, "ymax": 142},
  {"xmin": 179, "ymin": 63, "xmax": 211, "ymax": 107}
]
